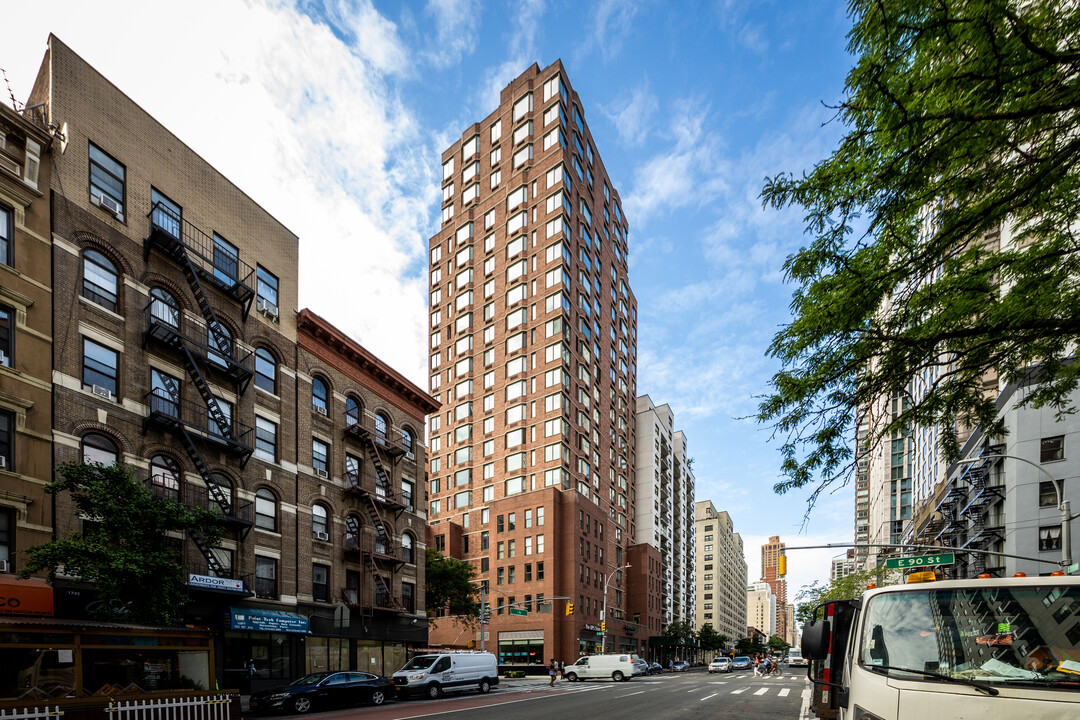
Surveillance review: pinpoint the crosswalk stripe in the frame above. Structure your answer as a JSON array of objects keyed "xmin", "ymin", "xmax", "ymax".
[
  {"xmin": 731, "ymin": 688, "xmax": 748, "ymax": 694},
  {"xmin": 779, "ymin": 688, "xmax": 790, "ymax": 697},
  {"xmin": 754, "ymin": 688, "xmax": 769, "ymax": 695},
  {"xmin": 702, "ymin": 693, "xmax": 718, "ymax": 701}
]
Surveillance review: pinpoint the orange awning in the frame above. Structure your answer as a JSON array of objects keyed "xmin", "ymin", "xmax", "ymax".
[{"xmin": 0, "ymin": 575, "xmax": 55, "ymax": 616}]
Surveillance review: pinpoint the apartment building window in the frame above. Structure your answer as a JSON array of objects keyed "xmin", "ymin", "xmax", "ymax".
[
  {"xmin": 1040, "ymin": 480, "xmax": 1062, "ymax": 507},
  {"xmin": 497, "ymin": 567, "xmax": 505, "ymax": 585},
  {"xmin": 1041, "ymin": 436, "xmax": 1065, "ymax": 463},
  {"xmin": 89, "ymin": 142, "xmax": 125, "ymax": 219},
  {"xmin": 209, "ymin": 396, "xmax": 232, "ymax": 439},
  {"xmin": 402, "ymin": 480, "xmax": 414, "ymax": 511},
  {"xmin": 346, "ymin": 396, "xmax": 361, "ymax": 426},
  {"xmin": 255, "ymin": 488, "xmax": 278, "ymax": 531},
  {"xmin": 0, "ymin": 505, "xmax": 13, "ymax": 571},
  {"xmin": 402, "ymin": 532, "xmax": 415, "ymax": 564},
  {"xmin": 1039, "ymin": 526, "xmax": 1062, "ymax": 551},
  {"xmin": 83, "ymin": 338, "xmax": 118, "ymax": 397},
  {"xmin": 312, "ymin": 564, "xmax": 329, "ymax": 602},
  {"xmin": 255, "ymin": 417, "xmax": 277, "ymax": 462},
  {"xmin": 434, "ymin": 534, "xmax": 446, "ymax": 552},
  {"xmin": 312, "ymin": 439, "xmax": 329, "ymax": 475},
  {"xmin": 312, "ymin": 377, "xmax": 329, "ymax": 415},
  {"xmin": 0, "ymin": 305, "xmax": 12, "ymax": 368},
  {"xmin": 82, "ymin": 433, "xmax": 118, "ymax": 465},
  {"xmin": 312, "ymin": 503, "xmax": 329, "ymax": 539},
  {"xmin": 82, "ymin": 249, "xmax": 119, "ymax": 312},
  {"xmin": 402, "ymin": 581, "xmax": 415, "ymax": 613},
  {"xmin": 257, "ymin": 265, "xmax": 279, "ymax": 310},
  {"xmin": 254, "ymin": 348, "xmax": 276, "ymax": 394},
  {"xmin": 255, "ymin": 555, "xmax": 277, "ymax": 599},
  {"xmin": 149, "ymin": 287, "xmax": 179, "ymax": 328},
  {"xmin": 375, "ymin": 412, "xmax": 389, "ymax": 440},
  {"xmin": 0, "ymin": 204, "xmax": 12, "ymax": 266},
  {"xmin": 212, "ymin": 234, "xmax": 239, "ymax": 285},
  {"xmin": 481, "ymin": 531, "xmax": 489, "ymax": 550},
  {"xmin": 149, "ymin": 455, "xmax": 180, "ymax": 501},
  {"xmin": 0, "ymin": 410, "xmax": 12, "ymax": 472}
]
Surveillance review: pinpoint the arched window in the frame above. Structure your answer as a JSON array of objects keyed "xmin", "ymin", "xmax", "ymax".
[
  {"xmin": 345, "ymin": 396, "xmax": 361, "ymax": 426},
  {"xmin": 208, "ymin": 322, "xmax": 233, "ymax": 367},
  {"xmin": 401, "ymin": 427, "xmax": 415, "ymax": 458},
  {"xmin": 149, "ymin": 287, "xmax": 179, "ymax": 328},
  {"xmin": 255, "ymin": 488, "xmax": 277, "ymax": 531},
  {"xmin": 150, "ymin": 455, "xmax": 180, "ymax": 501},
  {"xmin": 312, "ymin": 377, "xmax": 329, "ymax": 415},
  {"xmin": 208, "ymin": 473, "xmax": 233, "ymax": 517},
  {"xmin": 83, "ymin": 249, "xmax": 119, "ymax": 312},
  {"xmin": 345, "ymin": 514, "xmax": 362, "ymax": 550},
  {"xmin": 254, "ymin": 348, "xmax": 276, "ymax": 394},
  {"xmin": 375, "ymin": 412, "xmax": 389, "ymax": 441},
  {"xmin": 375, "ymin": 522, "xmax": 390, "ymax": 556},
  {"xmin": 402, "ymin": 532, "xmax": 415, "ymax": 564},
  {"xmin": 82, "ymin": 433, "xmax": 118, "ymax": 465},
  {"xmin": 312, "ymin": 503, "xmax": 329, "ymax": 540}
]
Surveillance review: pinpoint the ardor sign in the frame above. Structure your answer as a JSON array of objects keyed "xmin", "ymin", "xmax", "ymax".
[{"xmin": 885, "ymin": 553, "xmax": 955, "ymax": 569}]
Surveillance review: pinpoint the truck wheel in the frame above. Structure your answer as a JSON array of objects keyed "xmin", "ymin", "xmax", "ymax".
[
  {"xmin": 426, "ymin": 683, "xmax": 442, "ymax": 699},
  {"xmin": 479, "ymin": 679, "xmax": 491, "ymax": 694},
  {"xmin": 612, "ymin": 671, "xmax": 624, "ymax": 682},
  {"xmin": 565, "ymin": 672, "xmax": 578, "ymax": 682}
]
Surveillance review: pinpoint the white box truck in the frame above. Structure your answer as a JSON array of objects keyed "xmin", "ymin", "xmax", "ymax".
[
  {"xmin": 800, "ymin": 574, "xmax": 1080, "ymax": 720},
  {"xmin": 391, "ymin": 651, "xmax": 499, "ymax": 699},
  {"xmin": 563, "ymin": 654, "xmax": 637, "ymax": 682}
]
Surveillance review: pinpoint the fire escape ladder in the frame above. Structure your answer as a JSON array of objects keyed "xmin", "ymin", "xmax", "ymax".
[
  {"xmin": 189, "ymin": 526, "xmax": 225, "ymax": 575},
  {"xmin": 172, "ymin": 241, "xmax": 234, "ymax": 361},
  {"xmin": 361, "ymin": 493, "xmax": 405, "ymax": 611},
  {"xmin": 176, "ymin": 342, "xmax": 237, "ymax": 447},
  {"xmin": 175, "ymin": 423, "xmax": 234, "ymax": 518}
]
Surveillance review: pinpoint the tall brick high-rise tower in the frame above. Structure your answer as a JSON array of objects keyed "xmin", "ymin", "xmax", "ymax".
[
  {"xmin": 425, "ymin": 61, "xmax": 638, "ymax": 664},
  {"xmin": 761, "ymin": 535, "xmax": 787, "ymax": 643}
]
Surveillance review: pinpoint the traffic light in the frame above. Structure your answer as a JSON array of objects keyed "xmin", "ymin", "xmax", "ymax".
[
  {"xmin": 566, "ymin": 602, "xmax": 575, "ymax": 616},
  {"xmin": 600, "ymin": 621, "xmax": 606, "ymax": 633},
  {"xmin": 778, "ymin": 555, "xmax": 787, "ymax": 577}
]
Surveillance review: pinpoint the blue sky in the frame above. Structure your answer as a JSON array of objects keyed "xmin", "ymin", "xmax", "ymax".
[{"xmin": 5, "ymin": 0, "xmax": 859, "ymax": 602}]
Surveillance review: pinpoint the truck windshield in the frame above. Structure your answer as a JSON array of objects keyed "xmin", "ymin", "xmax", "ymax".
[
  {"xmin": 400, "ymin": 655, "xmax": 438, "ymax": 671},
  {"xmin": 860, "ymin": 586, "xmax": 1080, "ymax": 691}
]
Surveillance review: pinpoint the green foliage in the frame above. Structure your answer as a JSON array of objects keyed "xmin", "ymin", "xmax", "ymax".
[
  {"xmin": 697, "ymin": 623, "xmax": 728, "ymax": 652},
  {"xmin": 734, "ymin": 637, "xmax": 761, "ymax": 655},
  {"xmin": 661, "ymin": 620, "xmax": 696, "ymax": 645},
  {"xmin": 20, "ymin": 461, "xmax": 223, "ymax": 626},
  {"xmin": 794, "ymin": 567, "xmax": 904, "ymax": 626},
  {"xmin": 768, "ymin": 635, "xmax": 790, "ymax": 653},
  {"xmin": 758, "ymin": 0, "xmax": 1080, "ymax": 505},
  {"xmin": 424, "ymin": 548, "xmax": 480, "ymax": 627}
]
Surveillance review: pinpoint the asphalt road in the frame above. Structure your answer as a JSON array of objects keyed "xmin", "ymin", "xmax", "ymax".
[{"xmin": 252, "ymin": 667, "xmax": 808, "ymax": 720}]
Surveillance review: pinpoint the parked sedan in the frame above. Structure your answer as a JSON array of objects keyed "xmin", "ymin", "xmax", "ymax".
[
  {"xmin": 732, "ymin": 656, "xmax": 751, "ymax": 671},
  {"xmin": 648, "ymin": 662, "xmax": 663, "ymax": 675},
  {"xmin": 250, "ymin": 671, "xmax": 394, "ymax": 714},
  {"xmin": 671, "ymin": 661, "xmax": 690, "ymax": 672}
]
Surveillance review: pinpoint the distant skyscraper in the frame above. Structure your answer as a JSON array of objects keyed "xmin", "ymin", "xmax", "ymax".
[
  {"xmin": 747, "ymin": 581, "xmax": 776, "ymax": 638},
  {"xmin": 424, "ymin": 60, "xmax": 639, "ymax": 663},
  {"xmin": 831, "ymin": 549, "xmax": 858, "ymax": 581},
  {"xmin": 693, "ymin": 501, "xmax": 747, "ymax": 643},
  {"xmin": 760, "ymin": 535, "xmax": 787, "ymax": 642}
]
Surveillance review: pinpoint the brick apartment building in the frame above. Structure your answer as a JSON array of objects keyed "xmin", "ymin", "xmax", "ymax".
[
  {"xmin": 3, "ymin": 35, "xmax": 436, "ymax": 692},
  {"xmin": 0, "ymin": 98, "xmax": 53, "ymax": 577},
  {"xmin": 424, "ymin": 60, "xmax": 640, "ymax": 663},
  {"xmin": 760, "ymin": 535, "xmax": 787, "ymax": 642}
]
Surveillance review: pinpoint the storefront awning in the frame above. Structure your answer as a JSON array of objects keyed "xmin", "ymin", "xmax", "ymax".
[
  {"xmin": 229, "ymin": 607, "xmax": 309, "ymax": 634},
  {"xmin": 0, "ymin": 576, "xmax": 54, "ymax": 616}
]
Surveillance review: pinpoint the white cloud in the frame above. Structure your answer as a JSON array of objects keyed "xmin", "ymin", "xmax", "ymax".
[
  {"xmin": 476, "ymin": 0, "xmax": 546, "ymax": 115},
  {"xmin": 590, "ymin": 0, "xmax": 639, "ymax": 60},
  {"xmin": 313, "ymin": 0, "xmax": 412, "ymax": 75},
  {"xmin": 602, "ymin": 80, "xmax": 658, "ymax": 146},
  {"xmin": 423, "ymin": 0, "xmax": 481, "ymax": 69}
]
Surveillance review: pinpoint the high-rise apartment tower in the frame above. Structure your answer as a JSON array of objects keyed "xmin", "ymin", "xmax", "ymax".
[
  {"xmin": 425, "ymin": 61, "xmax": 638, "ymax": 663},
  {"xmin": 760, "ymin": 535, "xmax": 787, "ymax": 642}
]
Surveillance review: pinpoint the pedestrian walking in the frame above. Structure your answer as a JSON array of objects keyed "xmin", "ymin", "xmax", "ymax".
[
  {"xmin": 753, "ymin": 656, "xmax": 761, "ymax": 677},
  {"xmin": 549, "ymin": 658, "xmax": 558, "ymax": 687}
]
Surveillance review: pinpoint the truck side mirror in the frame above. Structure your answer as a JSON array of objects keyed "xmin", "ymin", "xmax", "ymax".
[{"xmin": 801, "ymin": 618, "xmax": 831, "ymax": 660}]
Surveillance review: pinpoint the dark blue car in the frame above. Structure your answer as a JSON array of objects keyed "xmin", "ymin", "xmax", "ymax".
[{"xmin": 250, "ymin": 671, "xmax": 394, "ymax": 714}]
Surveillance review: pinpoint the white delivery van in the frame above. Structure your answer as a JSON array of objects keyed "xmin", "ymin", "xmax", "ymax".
[
  {"xmin": 392, "ymin": 651, "xmax": 499, "ymax": 699},
  {"xmin": 563, "ymin": 654, "xmax": 636, "ymax": 682}
]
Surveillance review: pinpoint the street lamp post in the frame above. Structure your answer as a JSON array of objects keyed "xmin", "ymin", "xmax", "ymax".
[
  {"xmin": 956, "ymin": 453, "xmax": 1072, "ymax": 571},
  {"xmin": 601, "ymin": 564, "xmax": 631, "ymax": 654}
]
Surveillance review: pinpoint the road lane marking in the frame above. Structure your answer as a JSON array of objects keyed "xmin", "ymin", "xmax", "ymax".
[
  {"xmin": 754, "ymin": 687, "xmax": 769, "ymax": 695},
  {"xmin": 709, "ymin": 681, "xmax": 728, "ymax": 684},
  {"xmin": 779, "ymin": 688, "xmax": 791, "ymax": 697},
  {"xmin": 687, "ymin": 687, "xmax": 704, "ymax": 692},
  {"xmin": 731, "ymin": 688, "xmax": 748, "ymax": 694},
  {"xmin": 615, "ymin": 691, "xmax": 644, "ymax": 698},
  {"xmin": 702, "ymin": 694, "xmax": 718, "ymax": 701}
]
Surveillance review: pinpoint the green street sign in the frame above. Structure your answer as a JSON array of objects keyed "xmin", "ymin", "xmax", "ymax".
[
  {"xmin": 509, "ymin": 607, "xmax": 528, "ymax": 616},
  {"xmin": 1068, "ymin": 563, "xmax": 1078, "ymax": 574},
  {"xmin": 885, "ymin": 553, "xmax": 955, "ymax": 569}
]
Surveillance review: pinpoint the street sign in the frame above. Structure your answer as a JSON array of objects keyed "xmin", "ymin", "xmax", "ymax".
[
  {"xmin": 509, "ymin": 607, "xmax": 528, "ymax": 616},
  {"xmin": 885, "ymin": 553, "xmax": 955, "ymax": 569}
]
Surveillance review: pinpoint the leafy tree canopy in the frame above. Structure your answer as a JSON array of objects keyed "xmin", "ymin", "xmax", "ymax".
[
  {"xmin": 768, "ymin": 634, "xmax": 791, "ymax": 653},
  {"xmin": 20, "ymin": 461, "xmax": 223, "ymax": 626},
  {"xmin": 758, "ymin": 0, "xmax": 1080, "ymax": 505},
  {"xmin": 697, "ymin": 623, "xmax": 729, "ymax": 652},
  {"xmin": 794, "ymin": 567, "xmax": 904, "ymax": 626},
  {"xmin": 424, "ymin": 548, "xmax": 480, "ymax": 626},
  {"xmin": 735, "ymin": 637, "xmax": 762, "ymax": 655},
  {"xmin": 661, "ymin": 620, "xmax": 697, "ymax": 645}
]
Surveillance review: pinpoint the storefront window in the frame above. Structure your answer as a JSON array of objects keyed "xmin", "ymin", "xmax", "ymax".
[
  {"xmin": 224, "ymin": 631, "xmax": 291, "ymax": 689},
  {"xmin": 305, "ymin": 636, "xmax": 347, "ymax": 674},
  {"xmin": 81, "ymin": 648, "xmax": 209, "ymax": 693},
  {"xmin": 497, "ymin": 638, "xmax": 544, "ymax": 665}
]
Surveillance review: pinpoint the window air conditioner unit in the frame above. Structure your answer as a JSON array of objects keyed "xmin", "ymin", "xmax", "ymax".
[
  {"xmin": 0, "ymin": 351, "xmax": 8, "ymax": 366},
  {"xmin": 257, "ymin": 298, "xmax": 279, "ymax": 320},
  {"xmin": 0, "ymin": 559, "xmax": 8, "ymax": 573},
  {"xmin": 315, "ymin": 468, "xmax": 329, "ymax": 479},
  {"xmin": 315, "ymin": 404, "xmax": 328, "ymax": 416},
  {"xmin": 92, "ymin": 384, "xmax": 115, "ymax": 400},
  {"xmin": 97, "ymin": 193, "xmax": 122, "ymax": 217},
  {"xmin": 314, "ymin": 531, "xmax": 330, "ymax": 542},
  {"xmin": 0, "ymin": 456, "xmax": 6, "ymax": 469}
]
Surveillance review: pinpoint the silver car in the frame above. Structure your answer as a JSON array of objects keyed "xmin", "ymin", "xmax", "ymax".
[
  {"xmin": 732, "ymin": 656, "xmax": 751, "ymax": 670},
  {"xmin": 708, "ymin": 657, "xmax": 732, "ymax": 673}
]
